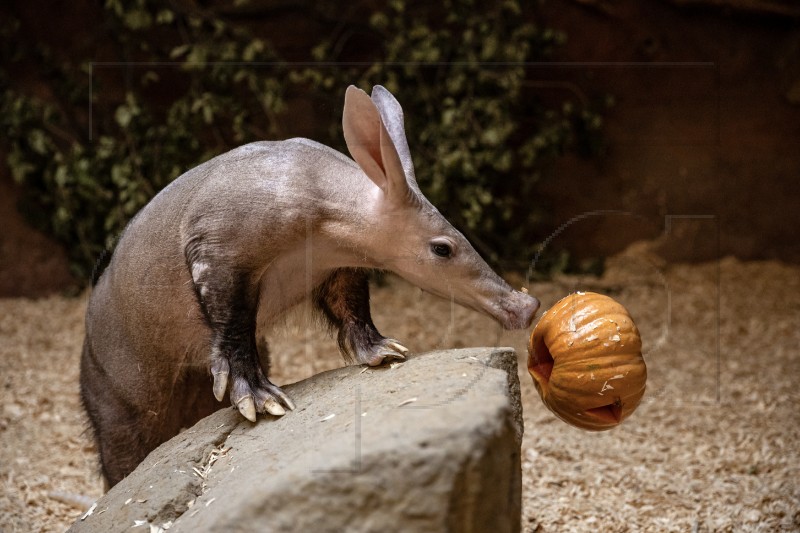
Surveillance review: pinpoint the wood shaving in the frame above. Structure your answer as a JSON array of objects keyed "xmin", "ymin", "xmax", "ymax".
[
  {"xmin": 79, "ymin": 502, "xmax": 96, "ymax": 521},
  {"xmin": 192, "ymin": 443, "xmax": 229, "ymax": 493}
]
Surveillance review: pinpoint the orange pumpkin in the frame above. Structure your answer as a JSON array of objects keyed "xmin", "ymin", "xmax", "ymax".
[{"xmin": 527, "ymin": 291, "xmax": 646, "ymax": 431}]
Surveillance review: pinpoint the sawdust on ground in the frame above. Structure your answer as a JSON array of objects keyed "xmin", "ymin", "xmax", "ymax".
[{"xmin": 1, "ymin": 245, "xmax": 798, "ymax": 532}]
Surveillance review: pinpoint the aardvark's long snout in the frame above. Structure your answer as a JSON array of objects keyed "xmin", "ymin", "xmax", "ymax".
[{"xmin": 497, "ymin": 290, "xmax": 540, "ymax": 330}]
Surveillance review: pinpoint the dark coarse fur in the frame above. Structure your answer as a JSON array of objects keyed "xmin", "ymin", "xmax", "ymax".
[{"xmin": 90, "ymin": 248, "xmax": 112, "ymax": 287}]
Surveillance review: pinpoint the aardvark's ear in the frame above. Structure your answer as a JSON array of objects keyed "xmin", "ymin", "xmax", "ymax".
[
  {"xmin": 342, "ymin": 85, "xmax": 410, "ymax": 203},
  {"xmin": 369, "ymin": 85, "xmax": 420, "ymax": 194}
]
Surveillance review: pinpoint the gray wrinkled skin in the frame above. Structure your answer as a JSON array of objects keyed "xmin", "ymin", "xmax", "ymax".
[{"xmin": 80, "ymin": 85, "xmax": 540, "ymax": 487}]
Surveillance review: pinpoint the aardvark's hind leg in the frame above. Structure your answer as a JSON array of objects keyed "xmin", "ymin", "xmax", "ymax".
[{"xmin": 315, "ymin": 268, "xmax": 409, "ymax": 366}]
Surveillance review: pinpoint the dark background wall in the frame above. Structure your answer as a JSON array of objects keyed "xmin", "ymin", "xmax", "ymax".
[{"xmin": 535, "ymin": 0, "xmax": 800, "ymax": 262}]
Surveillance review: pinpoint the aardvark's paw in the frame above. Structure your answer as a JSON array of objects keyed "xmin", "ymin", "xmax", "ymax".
[
  {"xmin": 358, "ymin": 338, "xmax": 410, "ymax": 367},
  {"xmin": 211, "ymin": 358, "xmax": 295, "ymax": 422}
]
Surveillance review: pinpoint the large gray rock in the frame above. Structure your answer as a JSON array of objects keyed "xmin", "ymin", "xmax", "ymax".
[{"xmin": 70, "ymin": 347, "xmax": 523, "ymax": 533}]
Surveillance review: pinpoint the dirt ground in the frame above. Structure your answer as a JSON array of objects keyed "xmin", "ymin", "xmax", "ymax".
[{"xmin": 1, "ymin": 244, "xmax": 798, "ymax": 532}]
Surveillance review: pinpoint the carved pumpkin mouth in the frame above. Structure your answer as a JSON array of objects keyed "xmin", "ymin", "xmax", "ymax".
[
  {"xmin": 529, "ymin": 337, "xmax": 554, "ymax": 383},
  {"xmin": 585, "ymin": 402, "xmax": 623, "ymax": 424}
]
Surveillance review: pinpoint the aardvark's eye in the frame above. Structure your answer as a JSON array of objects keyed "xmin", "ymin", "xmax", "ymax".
[{"xmin": 431, "ymin": 242, "xmax": 452, "ymax": 258}]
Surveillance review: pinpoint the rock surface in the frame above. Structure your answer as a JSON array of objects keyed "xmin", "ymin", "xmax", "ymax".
[{"xmin": 69, "ymin": 347, "xmax": 523, "ymax": 533}]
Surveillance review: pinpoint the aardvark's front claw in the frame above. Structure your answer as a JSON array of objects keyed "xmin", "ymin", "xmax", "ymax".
[{"xmin": 211, "ymin": 354, "xmax": 295, "ymax": 421}]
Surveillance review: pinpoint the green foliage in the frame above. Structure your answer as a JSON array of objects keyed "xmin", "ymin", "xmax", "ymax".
[{"xmin": 0, "ymin": 0, "xmax": 606, "ymax": 280}]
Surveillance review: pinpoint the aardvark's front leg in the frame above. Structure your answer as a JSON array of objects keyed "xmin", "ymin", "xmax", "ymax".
[{"xmin": 188, "ymin": 257, "xmax": 294, "ymax": 421}]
